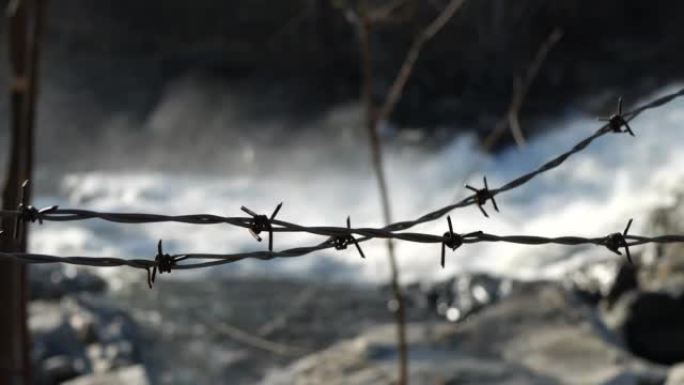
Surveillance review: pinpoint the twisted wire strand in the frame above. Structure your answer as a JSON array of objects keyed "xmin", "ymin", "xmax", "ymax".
[
  {"xmin": 0, "ymin": 87, "xmax": 683, "ymax": 279},
  {"xmin": 3, "ymin": 231, "xmax": 684, "ymax": 273}
]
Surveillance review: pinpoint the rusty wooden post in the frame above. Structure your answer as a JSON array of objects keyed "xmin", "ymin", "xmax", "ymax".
[{"xmin": 0, "ymin": 0, "xmax": 46, "ymax": 383}]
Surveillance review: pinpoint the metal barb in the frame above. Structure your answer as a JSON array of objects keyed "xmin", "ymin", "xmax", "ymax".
[
  {"xmin": 269, "ymin": 203, "xmax": 283, "ymax": 251},
  {"xmin": 331, "ymin": 216, "xmax": 365, "ymax": 259},
  {"xmin": 603, "ymin": 218, "xmax": 634, "ymax": 264},
  {"xmin": 599, "ymin": 97, "xmax": 635, "ymax": 137},
  {"xmin": 441, "ymin": 216, "xmax": 464, "ymax": 268},
  {"xmin": 240, "ymin": 206, "xmax": 258, "ymax": 217},
  {"xmin": 12, "ymin": 180, "xmax": 59, "ymax": 240},
  {"xmin": 146, "ymin": 267, "xmax": 153, "ymax": 289},
  {"xmin": 465, "ymin": 176, "xmax": 499, "ymax": 218},
  {"xmin": 271, "ymin": 202, "xmax": 283, "ymax": 221},
  {"xmin": 148, "ymin": 239, "xmax": 185, "ymax": 288},
  {"xmin": 241, "ymin": 203, "xmax": 283, "ymax": 251},
  {"xmin": 13, "ymin": 180, "xmax": 30, "ymax": 239}
]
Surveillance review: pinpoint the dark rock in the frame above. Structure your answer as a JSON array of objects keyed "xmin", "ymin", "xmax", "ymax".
[
  {"xmin": 641, "ymin": 189, "xmax": 684, "ymax": 293},
  {"xmin": 75, "ymin": 296, "xmax": 143, "ymax": 366},
  {"xmin": 261, "ymin": 283, "xmax": 666, "ymax": 385},
  {"xmin": 606, "ymin": 262, "xmax": 639, "ymax": 308},
  {"xmin": 30, "ymin": 265, "xmax": 107, "ymax": 300},
  {"xmin": 68, "ymin": 309, "xmax": 98, "ymax": 345},
  {"xmin": 620, "ymin": 292, "xmax": 684, "ymax": 365},
  {"xmin": 110, "ymin": 277, "xmax": 394, "ymax": 384},
  {"xmin": 599, "ymin": 187, "xmax": 684, "ymax": 365},
  {"xmin": 30, "ymin": 301, "xmax": 90, "ymax": 366},
  {"xmin": 400, "ymin": 273, "xmax": 524, "ymax": 323},
  {"xmin": 40, "ymin": 355, "xmax": 88, "ymax": 384},
  {"xmin": 565, "ymin": 259, "xmax": 622, "ymax": 306},
  {"xmin": 62, "ymin": 365, "xmax": 149, "ymax": 385},
  {"xmin": 30, "ymin": 296, "xmax": 144, "ymax": 383}
]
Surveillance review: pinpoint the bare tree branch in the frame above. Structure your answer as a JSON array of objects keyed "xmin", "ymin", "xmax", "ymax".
[
  {"xmin": 377, "ymin": 0, "xmax": 467, "ymax": 123},
  {"xmin": 204, "ymin": 315, "xmax": 309, "ymax": 357},
  {"xmin": 366, "ymin": 0, "xmax": 412, "ymax": 24},
  {"xmin": 483, "ymin": 28, "xmax": 564, "ymax": 150},
  {"xmin": 357, "ymin": 1, "xmax": 408, "ymax": 382}
]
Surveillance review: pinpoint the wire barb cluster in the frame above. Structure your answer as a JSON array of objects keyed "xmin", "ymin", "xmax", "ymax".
[
  {"xmin": 147, "ymin": 240, "xmax": 188, "ymax": 288},
  {"xmin": 441, "ymin": 216, "xmax": 482, "ymax": 268},
  {"xmin": 13, "ymin": 180, "xmax": 58, "ymax": 239},
  {"xmin": 1, "ymin": 88, "xmax": 684, "ymax": 287},
  {"xmin": 465, "ymin": 176, "xmax": 498, "ymax": 217},
  {"xmin": 603, "ymin": 218, "xmax": 634, "ymax": 264},
  {"xmin": 331, "ymin": 217, "xmax": 365, "ymax": 259},
  {"xmin": 241, "ymin": 202, "xmax": 283, "ymax": 252},
  {"xmin": 600, "ymin": 97, "xmax": 635, "ymax": 137}
]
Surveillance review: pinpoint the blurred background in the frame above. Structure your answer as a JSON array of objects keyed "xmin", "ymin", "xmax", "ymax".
[{"xmin": 2, "ymin": 0, "xmax": 684, "ymax": 384}]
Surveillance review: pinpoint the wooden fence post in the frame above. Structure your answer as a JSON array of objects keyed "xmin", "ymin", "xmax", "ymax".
[{"xmin": 0, "ymin": 0, "xmax": 46, "ymax": 383}]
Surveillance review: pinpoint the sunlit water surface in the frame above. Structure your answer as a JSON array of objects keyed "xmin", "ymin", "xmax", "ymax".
[{"xmin": 28, "ymin": 85, "xmax": 684, "ymax": 288}]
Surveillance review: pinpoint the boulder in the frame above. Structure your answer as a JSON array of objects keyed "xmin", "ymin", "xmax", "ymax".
[
  {"xmin": 30, "ymin": 265, "xmax": 107, "ymax": 300},
  {"xmin": 62, "ymin": 365, "xmax": 149, "ymax": 385},
  {"xmin": 30, "ymin": 301, "xmax": 90, "ymax": 365},
  {"xmin": 38, "ymin": 355, "xmax": 89, "ymax": 384},
  {"xmin": 261, "ymin": 284, "xmax": 666, "ymax": 385},
  {"xmin": 400, "ymin": 273, "xmax": 525, "ymax": 323},
  {"xmin": 30, "ymin": 296, "xmax": 143, "ymax": 384},
  {"xmin": 599, "ymin": 189, "xmax": 684, "ymax": 365},
  {"xmin": 666, "ymin": 363, "xmax": 684, "ymax": 385},
  {"xmin": 605, "ymin": 291, "xmax": 684, "ymax": 365}
]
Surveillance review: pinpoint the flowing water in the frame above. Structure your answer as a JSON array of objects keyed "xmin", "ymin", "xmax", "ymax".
[{"xmin": 26, "ymin": 84, "xmax": 684, "ymax": 288}]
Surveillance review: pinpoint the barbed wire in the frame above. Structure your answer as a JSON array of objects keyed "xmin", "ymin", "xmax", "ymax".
[
  {"xmin": 1, "ymin": 87, "xmax": 684, "ymax": 286},
  {"xmin": 3, "ymin": 219, "xmax": 684, "ymax": 271}
]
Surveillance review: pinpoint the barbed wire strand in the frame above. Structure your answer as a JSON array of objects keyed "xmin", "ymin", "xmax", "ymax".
[
  {"xmin": 3, "ymin": 229, "xmax": 684, "ymax": 268},
  {"xmin": 0, "ymin": 87, "xmax": 683, "ymax": 283}
]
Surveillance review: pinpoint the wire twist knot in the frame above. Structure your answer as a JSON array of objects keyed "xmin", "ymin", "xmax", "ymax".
[
  {"xmin": 331, "ymin": 216, "xmax": 365, "ymax": 258},
  {"xmin": 147, "ymin": 240, "xmax": 187, "ymax": 288},
  {"xmin": 600, "ymin": 97, "xmax": 635, "ymax": 137},
  {"xmin": 18, "ymin": 204, "xmax": 58, "ymax": 225},
  {"xmin": 466, "ymin": 176, "xmax": 499, "ymax": 218},
  {"xmin": 603, "ymin": 218, "xmax": 634, "ymax": 264},
  {"xmin": 241, "ymin": 203, "xmax": 282, "ymax": 251},
  {"xmin": 441, "ymin": 216, "xmax": 463, "ymax": 267},
  {"xmin": 440, "ymin": 216, "xmax": 482, "ymax": 268},
  {"xmin": 13, "ymin": 180, "xmax": 58, "ymax": 239}
]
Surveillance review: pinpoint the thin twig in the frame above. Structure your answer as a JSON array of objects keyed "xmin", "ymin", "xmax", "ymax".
[
  {"xmin": 366, "ymin": 0, "xmax": 412, "ymax": 24},
  {"xmin": 257, "ymin": 288, "xmax": 317, "ymax": 337},
  {"xmin": 357, "ymin": 1, "xmax": 408, "ymax": 382},
  {"xmin": 361, "ymin": 4, "xmax": 467, "ymax": 380},
  {"xmin": 203, "ymin": 315, "xmax": 309, "ymax": 357},
  {"xmin": 483, "ymin": 28, "xmax": 564, "ymax": 150},
  {"xmin": 376, "ymin": 0, "xmax": 467, "ymax": 123}
]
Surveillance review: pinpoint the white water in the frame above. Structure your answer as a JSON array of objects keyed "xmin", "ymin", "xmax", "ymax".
[{"xmin": 28, "ymin": 85, "xmax": 684, "ymax": 286}]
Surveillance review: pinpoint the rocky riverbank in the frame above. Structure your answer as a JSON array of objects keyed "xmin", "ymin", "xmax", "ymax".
[{"xmin": 26, "ymin": 264, "xmax": 684, "ymax": 384}]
